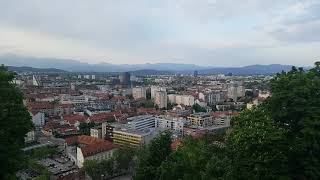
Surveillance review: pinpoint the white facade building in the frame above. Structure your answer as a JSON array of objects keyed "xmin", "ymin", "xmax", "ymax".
[
  {"xmin": 154, "ymin": 90, "xmax": 167, "ymax": 109},
  {"xmin": 154, "ymin": 115, "xmax": 185, "ymax": 133},
  {"xmin": 132, "ymin": 87, "xmax": 146, "ymax": 100},
  {"xmin": 25, "ymin": 130, "xmax": 35, "ymax": 143},
  {"xmin": 168, "ymin": 94, "xmax": 195, "ymax": 106},
  {"xmin": 30, "ymin": 111, "xmax": 45, "ymax": 127},
  {"xmin": 228, "ymin": 82, "xmax": 245, "ymax": 101},
  {"xmin": 127, "ymin": 115, "xmax": 155, "ymax": 130},
  {"xmin": 151, "ymin": 86, "xmax": 167, "ymax": 99}
]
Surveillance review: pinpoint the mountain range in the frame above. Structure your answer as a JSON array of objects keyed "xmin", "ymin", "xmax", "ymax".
[{"xmin": 0, "ymin": 54, "xmax": 297, "ymax": 75}]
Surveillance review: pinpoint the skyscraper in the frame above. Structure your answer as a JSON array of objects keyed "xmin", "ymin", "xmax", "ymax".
[
  {"xmin": 194, "ymin": 70, "xmax": 198, "ymax": 77},
  {"xmin": 119, "ymin": 72, "xmax": 131, "ymax": 88}
]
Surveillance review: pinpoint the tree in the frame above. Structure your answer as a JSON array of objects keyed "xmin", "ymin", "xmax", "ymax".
[
  {"xmin": 226, "ymin": 108, "xmax": 289, "ymax": 179},
  {"xmin": 192, "ymin": 103, "xmax": 207, "ymax": 112},
  {"xmin": 78, "ymin": 122, "xmax": 95, "ymax": 135},
  {"xmin": 262, "ymin": 64, "xmax": 320, "ymax": 179},
  {"xmin": 133, "ymin": 131, "xmax": 172, "ymax": 180},
  {"xmin": 159, "ymin": 136, "xmax": 212, "ymax": 180},
  {"xmin": 83, "ymin": 160, "xmax": 101, "ymax": 179},
  {"xmin": 0, "ymin": 65, "xmax": 34, "ymax": 178},
  {"xmin": 113, "ymin": 146, "xmax": 136, "ymax": 173}
]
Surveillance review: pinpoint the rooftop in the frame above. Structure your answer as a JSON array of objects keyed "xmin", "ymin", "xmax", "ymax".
[{"xmin": 65, "ymin": 135, "xmax": 118, "ymax": 157}]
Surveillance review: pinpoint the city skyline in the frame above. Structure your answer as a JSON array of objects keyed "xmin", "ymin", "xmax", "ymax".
[{"xmin": 0, "ymin": 0, "xmax": 319, "ymax": 66}]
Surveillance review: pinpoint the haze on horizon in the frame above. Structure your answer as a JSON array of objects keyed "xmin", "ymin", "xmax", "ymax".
[{"xmin": 0, "ymin": 0, "xmax": 319, "ymax": 67}]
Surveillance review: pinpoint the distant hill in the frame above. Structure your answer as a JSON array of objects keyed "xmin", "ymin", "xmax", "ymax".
[
  {"xmin": 199, "ymin": 64, "xmax": 294, "ymax": 75},
  {"xmin": 130, "ymin": 69, "xmax": 173, "ymax": 76},
  {"xmin": 7, "ymin": 66, "xmax": 67, "ymax": 73},
  {"xmin": 0, "ymin": 54, "xmax": 206, "ymax": 72},
  {"xmin": 0, "ymin": 54, "xmax": 301, "ymax": 75}
]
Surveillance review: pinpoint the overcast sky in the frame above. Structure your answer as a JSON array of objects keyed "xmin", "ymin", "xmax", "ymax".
[{"xmin": 0, "ymin": 0, "xmax": 319, "ymax": 66}]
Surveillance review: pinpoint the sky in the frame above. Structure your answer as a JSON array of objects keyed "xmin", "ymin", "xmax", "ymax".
[{"xmin": 0, "ymin": 0, "xmax": 319, "ymax": 67}]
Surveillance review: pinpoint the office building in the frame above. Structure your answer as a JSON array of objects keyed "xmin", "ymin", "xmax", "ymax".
[
  {"xmin": 187, "ymin": 112, "xmax": 214, "ymax": 128},
  {"xmin": 194, "ymin": 70, "xmax": 198, "ymax": 77},
  {"xmin": 127, "ymin": 115, "xmax": 155, "ymax": 130},
  {"xmin": 112, "ymin": 128, "xmax": 158, "ymax": 147},
  {"xmin": 154, "ymin": 115, "xmax": 185, "ymax": 133},
  {"xmin": 119, "ymin": 72, "xmax": 131, "ymax": 88}
]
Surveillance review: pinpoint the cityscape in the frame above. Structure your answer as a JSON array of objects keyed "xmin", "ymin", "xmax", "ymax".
[{"xmin": 1, "ymin": 1, "xmax": 320, "ymax": 180}]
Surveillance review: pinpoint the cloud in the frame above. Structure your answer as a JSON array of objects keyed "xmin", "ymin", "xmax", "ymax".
[{"xmin": 0, "ymin": 0, "xmax": 318, "ymax": 66}]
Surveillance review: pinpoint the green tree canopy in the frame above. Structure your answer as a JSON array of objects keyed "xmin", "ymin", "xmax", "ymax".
[
  {"xmin": 0, "ymin": 65, "xmax": 33, "ymax": 178},
  {"xmin": 133, "ymin": 131, "xmax": 172, "ymax": 180}
]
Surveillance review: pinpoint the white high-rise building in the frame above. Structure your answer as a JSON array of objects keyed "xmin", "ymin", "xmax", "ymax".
[
  {"xmin": 167, "ymin": 94, "xmax": 194, "ymax": 106},
  {"xmin": 228, "ymin": 81, "xmax": 245, "ymax": 101},
  {"xmin": 154, "ymin": 90, "xmax": 167, "ymax": 109},
  {"xmin": 132, "ymin": 87, "xmax": 147, "ymax": 100},
  {"xmin": 151, "ymin": 86, "xmax": 166, "ymax": 99}
]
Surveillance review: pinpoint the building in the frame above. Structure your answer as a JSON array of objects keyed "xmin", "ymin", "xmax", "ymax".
[
  {"xmin": 32, "ymin": 75, "xmax": 40, "ymax": 86},
  {"xmin": 151, "ymin": 86, "xmax": 166, "ymax": 99},
  {"xmin": 90, "ymin": 126, "xmax": 102, "ymax": 139},
  {"xmin": 29, "ymin": 111, "xmax": 45, "ymax": 127},
  {"xmin": 65, "ymin": 135, "xmax": 118, "ymax": 168},
  {"xmin": 154, "ymin": 90, "xmax": 167, "ymax": 109},
  {"xmin": 60, "ymin": 94, "xmax": 87, "ymax": 104},
  {"xmin": 187, "ymin": 112, "xmax": 214, "ymax": 128},
  {"xmin": 63, "ymin": 114, "xmax": 88, "ymax": 128},
  {"xmin": 200, "ymin": 91, "xmax": 224, "ymax": 105},
  {"xmin": 132, "ymin": 87, "xmax": 146, "ymax": 100},
  {"xmin": 112, "ymin": 128, "xmax": 158, "ymax": 147},
  {"xmin": 228, "ymin": 81, "xmax": 245, "ymax": 101},
  {"xmin": 119, "ymin": 72, "xmax": 131, "ymax": 88},
  {"xmin": 25, "ymin": 130, "xmax": 35, "ymax": 143},
  {"xmin": 168, "ymin": 94, "xmax": 194, "ymax": 106},
  {"xmin": 28, "ymin": 102, "xmax": 74, "ymax": 117},
  {"xmin": 101, "ymin": 122, "xmax": 115, "ymax": 141},
  {"xmin": 194, "ymin": 70, "xmax": 198, "ymax": 77},
  {"xmin": 154, "ymin": 115, "xmax": 185, "ymax": 133},
  {"xmin": 127, "ymin": 115, "xmax": 155, "ymax": 130}
]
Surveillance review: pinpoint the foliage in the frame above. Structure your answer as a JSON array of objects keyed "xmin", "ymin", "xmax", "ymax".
[
  {"xmin": 113, "ymin": 146, "xmax": 136, "ymax": 172},
  {"xmin": 139, "ymin": 100, "xmax": 154, "ymax": 108},
  {"xmin": 78, "ymin": 122, "xmax": 95, "ymax": 135},
  {"xmin": 0, "ymin": 65, "xmax": 34, "ymax": 178},
  {"xmin": 133, "ymin": 131, "xmax": 172, "ymax": 180},
  {"xmin": 30, "ymin": 146, "xmax": 58, "ymax": 159},
  {"xmin": 84, "ymin": 146, "xmax": 136, "ymax": 179},
  {"xmin": 132, "ymin": 62, "xmax": 320, "ymax": 180},
  {"xmin": 84, "ymin": 159, "xmax": 115, "ymax": 179},
  {"xmin": 192, "ymin": 103, "xmax": 207, "ymax": 112},
  {"xmin": 146, "ymin": 92, "xmax": 151, "ymax": 100},
  {"xmin": 226, "ymin": 108, "xmax": 289, "ymax": 179},
  {"xmin": 27, "ymin": 158, "xmax": 52, "ymax": 180},
  {"xmin": 166, "ymin": 102, "xmax": 177, "ymax": 110},
  {"xmin": 261, "ymin": 64, "xmax": 320, "ymax": 179}
]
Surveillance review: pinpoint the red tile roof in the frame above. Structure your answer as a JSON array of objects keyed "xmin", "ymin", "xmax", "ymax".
[
  {"xmin": 63, "ymin": 114, "xmax": 87, "ymax": 125},
  {"xmin": 137, "ymin": 108, "xmax": 159, "ymax": 115},
  {"xmin": 89, "ymin": 111, "xmax": 122, "ymax": 123},
  {"xmin": 27, "ymin": 102, "xmax": 54, "ymax": 110},
  {"xmin": 58, "ymin": 104, "xmax": 74, "ymax": 108},
  {"xmin": 65, "ymin": 135, "xmax": 118, "ymax": 157}
]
